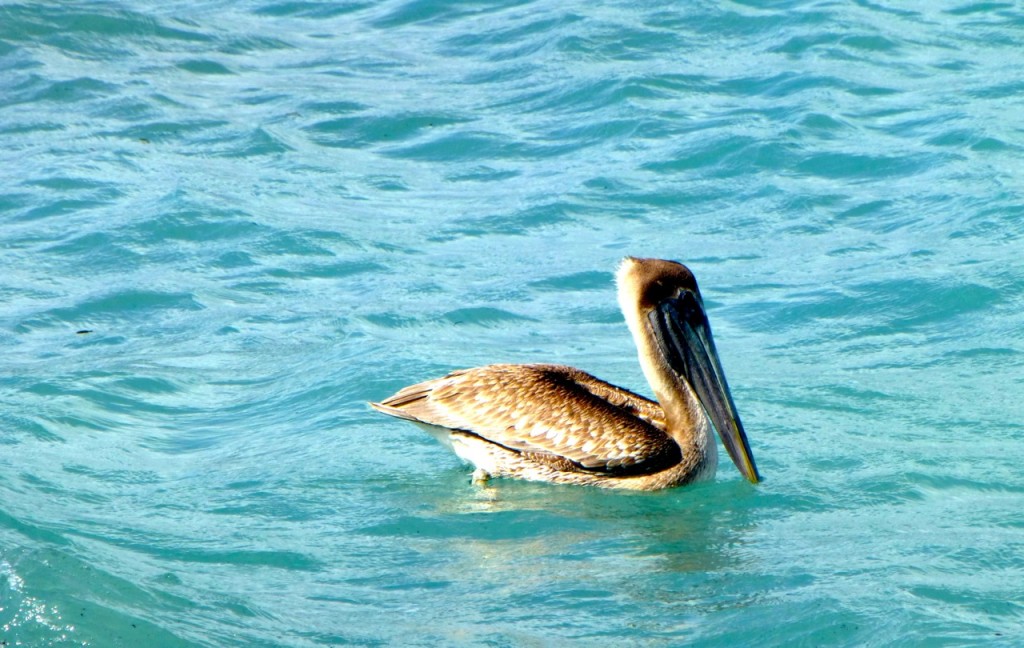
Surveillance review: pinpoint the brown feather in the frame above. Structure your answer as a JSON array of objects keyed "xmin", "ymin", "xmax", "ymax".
[{"xmin": 373, "ymin": 363, "xmax": 680, "ymax": 475}]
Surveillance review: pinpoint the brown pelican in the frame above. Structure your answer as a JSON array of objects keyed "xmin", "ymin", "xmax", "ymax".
[{"xmin": 370, "ymin": 257, "xmax": 760, "ymax": 490}]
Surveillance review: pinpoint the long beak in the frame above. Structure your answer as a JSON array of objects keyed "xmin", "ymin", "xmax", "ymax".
[{"xmin": 648, "ymin": 290, "xmax": 761, "ymax": 483}]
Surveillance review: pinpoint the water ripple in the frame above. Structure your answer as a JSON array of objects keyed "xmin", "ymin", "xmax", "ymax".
[{"xmin": 2, "ymin": 0, "xmax": 1024, "ymax": 646}]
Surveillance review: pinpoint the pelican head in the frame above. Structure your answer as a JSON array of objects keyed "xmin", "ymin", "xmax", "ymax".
[{"xmin": 617, "ymin": 257, "xmax": 760, "ymax": 483}]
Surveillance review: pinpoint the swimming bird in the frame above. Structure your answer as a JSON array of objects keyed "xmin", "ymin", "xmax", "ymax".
[{"xmin": 370, "ymin": 257, "xmax": 760, "ymax": 490}]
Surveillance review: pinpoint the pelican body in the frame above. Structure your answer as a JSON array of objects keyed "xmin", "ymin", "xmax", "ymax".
[{"xmin": 371, "ymin": 257, "xmax": 760, "ymax": 490}]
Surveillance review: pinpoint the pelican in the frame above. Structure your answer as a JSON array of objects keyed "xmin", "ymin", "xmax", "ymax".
[{"xmin": 370, "ymin": 257, "xmax": 760, "ymax": 490}]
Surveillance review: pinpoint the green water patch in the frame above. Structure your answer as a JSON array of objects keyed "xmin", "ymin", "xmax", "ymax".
[
  {"xmin": 218, "ymin": 34, "xmax": 294, "ymax": 53},
  {"xmin": 27, "ymin": 77, "xmax": 119, "ymax": 104},
  {"xmin": 100, "ymin": 119, "xmax": 230, "ymax": 143},
  {"xmin": 191, "ymin": 126, "xmax": 295, "ymax": 157},
  {"xmin": 15, "ymin": 290, "xmax": 204, "ymax": 334},
  {"xmin": 643, "ymin": 136, "xmax": 799, "ymax": 176},
  {"xmin": 253, "ymin": 1, "xmax": 374, "ymax": 18},
  {"xmin": 0, "ymin": 412, "xmax": 64, "ymax": 444},
  {"xmin": 435, "ymin": 201, "xmax": 581, "ymax": 239},
  {"xmin": 440, "ymin": 13, "xmax": 580, "ymax": 60},
  {"xmin": 176, "ymin": 59, "xmax": 234, "ymax": 75},
  {"xmin": 0, "ymin": 510, "xmax": 71, "ymax": 547},
  {"xmin": 367, "ymin": 0, "xmax": 496, "ymax": 28},
  {"xmin": 305, "ymin": 112, "xmax": 469, "ymax": 149},
  {"xmin": 795, "ymin": 151, "xmax": 934, "ymax": 179},
  {"xmin": 65, "ymin": 527, "xmax": 323, "ymax": 572},
  {"xmin": 945, "ymin": 2, "xmax": 1016, "ymax": 16},
  {"xmin": 385, "ymin": 130, "xmax": 575, "ymax": 162},
  {"xmin": 13, "ymin": 197, "xmax": 118, "ymax": 223},
  {"xmin": 441, "ymin": 307, "xmax": 536, "ymax": 326},
  {"xmin": 130, "ymin": 208, "xmax": 264, "ymax": 244},
  {"xmin": 528, "ymin": 270, "xmax": 613, "ymax": 292},
  {"xmin": 736, "ymin": 276, "xmax": 1001, "ymax": 336},
  {"xmin": 44, "ymin": 232, "xmax": 143, "ymax": 272},
  {"xmin": 0, "ymin": 5, "xmax": 211, "ymax": 44},
  {"xmin": 360, "ymin": 508, "xmax": 593, "ymax": 542},
  {"xmin": 265, "ymin": 260, "xmax": 384, "ymax": 280}
]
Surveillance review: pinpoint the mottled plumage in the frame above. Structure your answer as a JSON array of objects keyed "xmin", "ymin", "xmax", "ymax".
[{"xmin": 371, "ymin": 257, "xmax": 760, "ymax": 490}]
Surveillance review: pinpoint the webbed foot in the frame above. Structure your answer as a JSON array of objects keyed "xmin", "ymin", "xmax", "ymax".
[{"xmin": 471, "ymin": 468, "xmax": 491, "ymax": 485}]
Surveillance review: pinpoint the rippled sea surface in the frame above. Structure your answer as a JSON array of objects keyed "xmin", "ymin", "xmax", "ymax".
[{"xmin": 3, "ymin": 1, "xmax": 1024, "ymax": 645}]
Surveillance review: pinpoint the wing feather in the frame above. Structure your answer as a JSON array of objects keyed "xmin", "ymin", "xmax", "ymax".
[{"xmin": 371, "ymin": 364, "xmax": 679, "ymax": 475}]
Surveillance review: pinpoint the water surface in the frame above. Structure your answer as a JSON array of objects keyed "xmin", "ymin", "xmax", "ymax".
[{"xmin": 2, "ymin": 1, "xmax": 1024, "ymax": 645}]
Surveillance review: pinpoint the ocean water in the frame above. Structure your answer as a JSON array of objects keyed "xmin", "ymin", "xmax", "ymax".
[{"xmin": 2, "ymin": 0, "xmax": 1023, "ymax": 645}]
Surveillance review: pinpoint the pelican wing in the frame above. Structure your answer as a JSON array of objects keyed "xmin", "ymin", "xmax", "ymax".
[{"xmin": 372, "ymin": 363, "xmax": 679, "ymax": 475}]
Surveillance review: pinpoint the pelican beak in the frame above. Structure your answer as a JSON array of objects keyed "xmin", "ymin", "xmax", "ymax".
[{"xmin": 649, "ymin": 290, "xmax": 761, "ymax": 483}]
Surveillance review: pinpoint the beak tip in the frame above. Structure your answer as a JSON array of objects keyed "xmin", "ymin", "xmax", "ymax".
[{"xmin": 740, "ymin": 465, "xmax": 761, "ymax": 484}]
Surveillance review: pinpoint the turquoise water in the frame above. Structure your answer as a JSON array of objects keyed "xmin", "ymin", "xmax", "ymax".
[{"xmin": 3, "ymin": 0, "xmax": 1024, "ymax": 645}]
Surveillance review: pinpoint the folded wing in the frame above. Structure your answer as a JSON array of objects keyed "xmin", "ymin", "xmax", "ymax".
[{"xmin": 371, "ymin": 363, "xmax": 679, "ymax": 475}]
